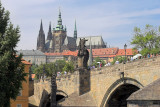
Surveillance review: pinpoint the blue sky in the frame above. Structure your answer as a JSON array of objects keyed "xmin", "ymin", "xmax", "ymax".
[{"xmin": 1, "ymin": 0, "xmax": 160, "ymax": 50}]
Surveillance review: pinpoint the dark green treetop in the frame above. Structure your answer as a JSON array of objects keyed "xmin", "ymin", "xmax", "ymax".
[{"xmin": 0, "ymin": 2, "xmax": 27, "ymax": 107}]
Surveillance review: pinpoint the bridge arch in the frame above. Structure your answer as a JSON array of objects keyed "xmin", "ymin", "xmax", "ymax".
[{"xmin": 100, "ymin": 77, "xmax": 143, "ymax": 107}]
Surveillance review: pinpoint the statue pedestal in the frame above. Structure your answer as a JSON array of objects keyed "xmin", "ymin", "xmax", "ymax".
[{"xmin": 78, "ymin": 68, "xmax": 90, "ymax": 95}]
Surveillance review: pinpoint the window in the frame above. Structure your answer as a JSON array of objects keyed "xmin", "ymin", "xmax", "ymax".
[
  {"xmin": 18, "ymin": 90, "xmax": 22, "ymax": 96},
  {"xmin": 17, "ymin": 104, "xmax": 22, "ymax": 107}
]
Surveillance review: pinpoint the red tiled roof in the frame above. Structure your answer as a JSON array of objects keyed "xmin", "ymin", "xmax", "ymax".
[
  {"xmin": 62, "ymin": 51, "xmax": 78, "ymax": 56},
  {"xmin": 90, "ymin": 48, "xmax": 118, "ymax": 56},
  {"xmin": 45, "ymin": 48, "xmax": 137, "ymax": 58},
  {"xmin": 45, "ymin": 50, "xmax": 78, "ymax": 57},
  {"xmin": 116, "ymin": 49, "xmax": 137, "ymax": 56},
  {"xmin": 109, "ymin": 55, "xmax": 116, "ymax": 57},
  {"xmin": 45, "ymin": 48, "xmax": 119, "ymax": 58}
]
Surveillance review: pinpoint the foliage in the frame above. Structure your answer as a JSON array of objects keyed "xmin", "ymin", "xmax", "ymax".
[
  {"xmin": 55, "ymin": 60, "xmax": 66, "ymax": 72},
  {"xmin": 92, "ymin": 57, "xmax": 106, "ymax": 67},
  {"xmin": 33, "ymin": 60, "xmax": 74, "ymax": 78},
  {"xmin": 33, "ymin": 63, "xmax": 57, "ymax": 79},
  {"xmin": 33, "ymin": 64, "xmax": 44, "ymax": 79},
  {"xmin": 132, "ymin": 48, "xmax": 138, "ymax": 55},
  {"xmin": 30, "ymin": 64, "xmax": 38, "ymax": 74},
  {"xmin": 111, "ymin": 56, "xmax": 118, "ymax": 65},
  {"xmin": 45, "ymin": 63, "xmax": 57, "ymax": 77},
  {"xmin": 0, "ymin": 2, "xmax": 27, "ymax": 107},
  {"xmin": 111, "ymin": 56, "xmax": 127, "ymax": 64},
  {"xmin": 62, "ymin": 61, "xmax": 74, "ymax": 73},
  {"xmin": 131, "ymin": 24, "xmax": 160, "ymax": 56}
]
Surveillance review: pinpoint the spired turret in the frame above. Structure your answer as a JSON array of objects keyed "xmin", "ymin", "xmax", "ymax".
[
  {"xmin": 73, "ymin": 20, "xmax": 77, "ymax": 39},
  {"xmin": 37, "ymin": 20, "xmax": 45, "ymax": 52},
  {"xmin": 47, "ymin": 22, "xmax": 52, "ymax": 40},
  {"xmin": 51, "ymin": 8, "xmax": 67, "ymax": 53},
  {"xmin": 37, "ymin": 9, "xmax": 77, "ymax": 53},
  {"xmin": 55, "ymin": 9, "xmax": 65, "ymax": 31}
]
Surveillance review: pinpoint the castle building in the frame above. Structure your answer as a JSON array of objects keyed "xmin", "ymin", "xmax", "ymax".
[{"xmin": 37, "ymin": 9, "xmax": 106, "ymax": 53}]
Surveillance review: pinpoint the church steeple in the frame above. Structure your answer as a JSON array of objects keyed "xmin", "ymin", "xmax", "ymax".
[
  {"xmin": 37, "ymin": 20, "xmax": 45, "ymax": 52},
  {"xmin": 40, "ymin": 19, "xmax": 43, "ymax": 31},
  {"xmin": 55, "ymin": 8, "xmax": 64, "ymax": 31},
  {"xmin": 73, "ymin": 20, "xmax": 77, "ymax": 39},
  {"xmin": 58, "ymin": 8, "xmax": 62, "ymax": 25},
  {"xmin": 47, "ymin": 22, "xmax": 52, "ymax": 40}
]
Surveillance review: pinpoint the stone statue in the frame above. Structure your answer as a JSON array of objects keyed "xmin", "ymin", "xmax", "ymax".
[{"xmin": 78, "ymin": 38, "xmax": 89, "ymax": 68}]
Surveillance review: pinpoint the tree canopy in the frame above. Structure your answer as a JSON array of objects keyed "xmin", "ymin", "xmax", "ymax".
[
  {"xmin": 0, "ymin": 2, "xmax": 26, "ymax": 107},
  {"xmin": 92, "ymin": 57, "xmax": 106, "ymax": 67},
  {"xmin": 33, "ymin": 60, "xmax": 74, "ymax": 79},
  {"xmin": 63, "ymin": 61, "xmax": 74, "ymax": 73},
  {"xmin": 111, "ymin": 56, "xmax": 127, "ymax": 65},
  {"xmin": 131, "ymin": 24, "xmax": 160, "ymax": 56}
]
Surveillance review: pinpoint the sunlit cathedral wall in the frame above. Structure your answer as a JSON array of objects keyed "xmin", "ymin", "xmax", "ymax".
[
  {"xmin": 37, "ymin": 9, "xmax": 77, "ymax": 53},
  {"xmin": 37, "ymin": 9, "xmax": 106, "ymax": 53}
]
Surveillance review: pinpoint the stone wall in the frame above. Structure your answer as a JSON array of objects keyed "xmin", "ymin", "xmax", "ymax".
[
  {"xmin": 33, "ymin": 79, "xmax": 51, "ymax": 105},
  {"xmin": 31, "ymin": 56, "xmax": 160, "ymax": 107},
  {"xmin": 89, "ymin": 56, "xmax": 160, "ymax": 107}
]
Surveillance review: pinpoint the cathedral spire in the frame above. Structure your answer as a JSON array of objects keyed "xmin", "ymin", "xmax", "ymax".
[
  {"xmin": 40, "ymin": 19, "xmax": 43, "ymax": 31},
  {"xmin": 49, "ymin": 22, "xmax": 51, "ymax": 32},
  {"xmin": 37, "ymin": 20, "xmax": 45, "ymax": 52},
  {"xmin": 55, "ymin": 8, "xmax": 64, "ymax": 31},
  {"xmin": 58, "ymin": 8, "xmax": 62, "ymax": 25},
  {"xmin": 47, "ymin": 22, "xmax": 52, "ymax": 40},
  {"xmin": 73, "ymin": 20, "xmax": 77, "ymax": 39}
]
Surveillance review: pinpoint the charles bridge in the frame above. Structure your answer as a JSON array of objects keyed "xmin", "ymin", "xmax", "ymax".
[{"xmin": 29, "ymin": 56, "xmax": 160, "ymax": 107}]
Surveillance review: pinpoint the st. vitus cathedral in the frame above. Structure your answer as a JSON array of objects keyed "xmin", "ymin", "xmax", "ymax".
[{"xmin": 37, "ymin": 10, "xmax": 106, "ymax": 53}]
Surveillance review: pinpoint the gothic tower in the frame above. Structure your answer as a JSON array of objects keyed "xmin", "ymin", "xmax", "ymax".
[
  {"xmin": 47, "ymin": 22, "xmax": 54, "ymax": 52},
  {"xmin": 37, "ymin": 20, "xmax": 45, "ymax": 52},
  {"xmin": 73, "ymin": 20, "xmax": 77, "ymax": 39},
  {"xmin": 47, "ymin": 22, "xmax": 52, "ymax": 40},
  {"xmin": 52, "ymin": 9, "xmax": 67, "ymax": 53}
]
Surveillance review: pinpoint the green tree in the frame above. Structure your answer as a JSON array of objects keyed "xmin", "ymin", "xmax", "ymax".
[
  {"xmin": 33, "ymin": 64, "xmax": 44, "ymax": 79},
  {"xmin": 33, "ymin": 60, "xmax": 66, "ymax": 78},
  {"xmin": 45, "ymin": 63, "xmax": 57, "ymax": 77},
  {"xmin": 0, "ymin": 2, "xmax": 27, "ymax": 107},
  {"xmin": 55, "ymin": 60, "xmax": 66, "ymax": 72},
  {"xmin": 111, "ymin": 56, "xmax": 127, "ymax": 65},
  {"xmin": 33, "ymin": 63, "xmax": 55, "ymax": 78},
  {"xmin": 30, "ymin": 64, "xmax": 38, "ymax": 74},
  {"xmin": 63, "ymin": 61, "xmax": 74, "ymax": 73},
  {"xmin": 131, "ymin": 24, "xmax": 160, "ymax": 56},
  {"xmin": 92, "ymin": 57, "xmax": 106, "ymax": 67}
]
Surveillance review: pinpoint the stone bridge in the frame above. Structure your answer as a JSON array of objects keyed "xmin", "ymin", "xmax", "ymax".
[{"xmin": 31, "ymin": 56, "xmax": 160, "ymax": 107}]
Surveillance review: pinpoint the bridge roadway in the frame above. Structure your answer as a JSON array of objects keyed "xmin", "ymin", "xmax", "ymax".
[{"xmin": 32, "ymin": 56, "xmax": 160, "ymax": 107}]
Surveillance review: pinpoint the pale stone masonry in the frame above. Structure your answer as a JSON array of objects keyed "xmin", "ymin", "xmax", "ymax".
[{"xmin": 30, "ymin": 56, "xmax": 160, "ymax": 106}]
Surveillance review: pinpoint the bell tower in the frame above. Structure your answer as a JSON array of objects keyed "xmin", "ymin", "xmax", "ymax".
[{"xmin": 52, "ymin": 9, "xmax": 67, "ymax": 53}]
